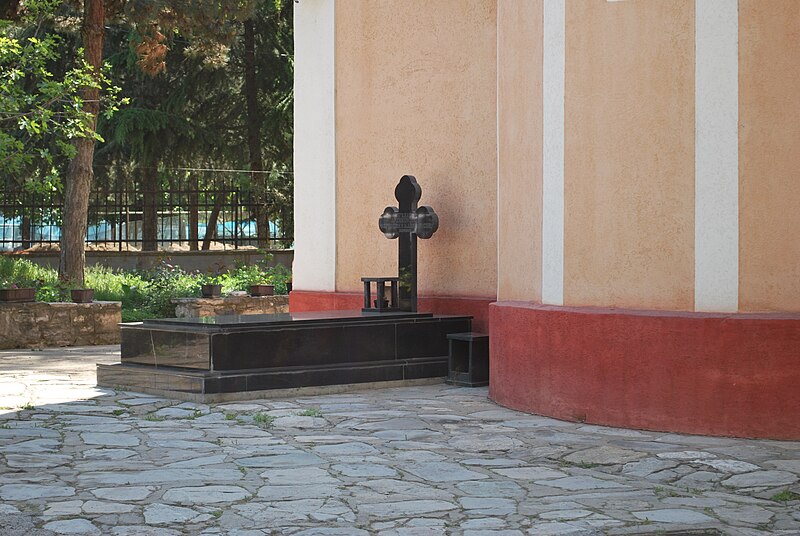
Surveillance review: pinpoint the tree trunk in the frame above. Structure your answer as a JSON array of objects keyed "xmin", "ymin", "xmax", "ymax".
[
  {"xmin": 141, "ymin": 163, "xmax": 159, "ymax": 251},
  {"xmin": 243, "ymin": 19, "xmax": 268, "ymax": 248},
  {"xmin": 188, "ymin": 174, "xmax": 199, "ymax": 251},
  {"xmin": 59, "ymin": 0, "xmax": 104, "ymax": 284},
  {"xmin": 202, "ymin": 195, "xmax": 223, "ymax": 251},
  {"xmin": 20, "ymin": 215, "xmax": 31, "ymax": 250}
]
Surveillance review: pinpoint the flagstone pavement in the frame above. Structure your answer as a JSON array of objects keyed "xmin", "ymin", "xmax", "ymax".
[{"xmin": 0, "ymin": 346, "xmax": 798, "ymax": 536}]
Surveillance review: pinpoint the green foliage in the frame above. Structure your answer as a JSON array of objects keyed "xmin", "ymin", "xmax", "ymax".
[
  {"xmin": 0, "ymin": 4, "xmax": 127, "ymax": 192},
  {"xmin": 0, "ymin": 256, "xmax": 290, "ymax": 321},
  {"xmin": 0, "ymin": 256, "xmax": 55, "ymax": 288},
  {"xmin": 771, "ymin": 490, "xmax": 800, "ymax": 502},
  {"xmin": 85, "ymin": 265, "xmax": 142, "ymax": 301},
  {"xmin": 35, "ymin": 280, "xmax": 71, "ymax": 302},
  {"xmin": 252, "ymin": 412, "xmax": 274, "ymax": 428},
  {"xmin": 94, "ymin": 0, "xmax": 295, "ymax": 242},
  {"xmin": 217, "ymin": 254, "xmax": 290, "ymax": 294},
  {"xmin": 221, "ymin": 263, "xmax": 270, "ymax": 290}
]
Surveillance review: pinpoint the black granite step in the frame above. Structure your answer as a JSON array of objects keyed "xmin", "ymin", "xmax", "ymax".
[
  {"xmin": 99, "ymin": 310, "xmax": 472, "ymax": 397},
  {"xmin": 97, "ymin": 356, "xmax": 448, "ymax": 395}
]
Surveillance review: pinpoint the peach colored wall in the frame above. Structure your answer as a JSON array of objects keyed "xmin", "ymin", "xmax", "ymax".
[
  {"xmin": 563, "ymin": 0, "xmax": 695, "ymax": 310},
  {"xmin": 334, "ymin": 0, "xmax": 497, "ymax": 298},
  {"xmin": 739, "ymin": 2, "xmax": 800, "ymax": 312},
  {"xmin": 497, "ymin": 0, "xmax": 543, "ymax": 303}
]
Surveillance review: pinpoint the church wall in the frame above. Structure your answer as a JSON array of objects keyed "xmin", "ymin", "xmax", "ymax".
[
  {"xmin": 497, "ymin": 0, "xmax": 543, "ymax": 303},
  {"xmin": 333, "ymin": 0, "xmax": 498, "ymax": 299},
  {"xmin": 563, "ymin": 0, "xmax": 695, "ymax": 311},
  {"xmin": 293, "ymin": 0, "xmax": 800, "ymax": 439},
  {"xmin": 739, "ymin": 1, "xmax": 800, "ymax": 312},
  {"xmin": 489, "ymin": 0, "xmax": 800, "ymax": 439}
]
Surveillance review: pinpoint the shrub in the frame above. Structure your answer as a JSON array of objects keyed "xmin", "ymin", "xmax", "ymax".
[
  {"xmin": 0, "ymin": 256, "xmax": 56, "ymax": 289},
  {"xmin": 0, "ymin": 256, "xmax": 291, "ymax": 319}
]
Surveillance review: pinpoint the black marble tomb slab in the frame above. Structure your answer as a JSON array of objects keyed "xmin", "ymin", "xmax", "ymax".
[{"xmin": 98, "ymin": 310, "xmax": 471, "ymax": 396}]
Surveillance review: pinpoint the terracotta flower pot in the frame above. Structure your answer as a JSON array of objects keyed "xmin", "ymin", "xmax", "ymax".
[
  {"xmin": 249, "ymin": 284, "xmax": 274, "ymax": 297},
  {"xmin": 201, "ymin": 284, "xmax": 222, "ymax": 298},
  {"xmin": 0, "ymin": 287, "xmax": 36, "ymax": 302},
  {"xmin": 70, "ymin": 289, "xmax": 94, "ymax": 303}
]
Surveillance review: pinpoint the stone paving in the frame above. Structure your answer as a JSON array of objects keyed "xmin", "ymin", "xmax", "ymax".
[{"xmin": 0, "ymin": 346, "xmax": 799, "ymax": 535}]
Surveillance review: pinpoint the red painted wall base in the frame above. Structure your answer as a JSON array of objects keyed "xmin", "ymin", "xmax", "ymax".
[
  {"xmin": 489, "ymin": 301, "xmax": 800, "ymax": 440},
  {"xmin": 289, "ymin": 291, "xmax": 494, "ymax": 332}
]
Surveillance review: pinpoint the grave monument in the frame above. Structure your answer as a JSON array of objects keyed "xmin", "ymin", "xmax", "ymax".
[
  {"xmin": 97, "ymin": 177, "xmax": 471, "ymax": 401},
  {"xmin": 363, "ymin": 175, "xmax": 438, "ymax": 312}
]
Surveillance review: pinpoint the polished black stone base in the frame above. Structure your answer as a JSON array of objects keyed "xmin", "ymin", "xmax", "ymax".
[{"xmin": 98, "ymin": 310, "xmax": 471, "ymax": 396}]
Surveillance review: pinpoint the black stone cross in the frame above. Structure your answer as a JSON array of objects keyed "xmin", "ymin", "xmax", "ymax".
[{"xmin": 378, "ymin": 175, "xmax": 439, "ymax": 311}]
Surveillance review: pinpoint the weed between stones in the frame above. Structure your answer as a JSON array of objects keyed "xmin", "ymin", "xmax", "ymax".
[
  {"xmin": 252, "ymin": 412, "xmax": 275, "ymax": 428},
  {"xmin": 772, "ymin": 489, "xmax": 800, "ymax": 502}
]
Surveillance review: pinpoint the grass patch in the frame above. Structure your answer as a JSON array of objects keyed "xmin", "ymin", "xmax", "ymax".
[
  {"xmin": 112, "ymin": 409, "xmax": 125, "ymax": 416},
  {"xmin": 144, "ymin": 413, "xmax": 166, "ymax": 422},
  {"xmin": 0, "ymin": 256, "xmax": 291, "ymax": 322},
  {"xmin": 297, "ymin": 408, "xmax": 322, "ymax": 417},
  {"xmin": 252, "ymin": 412, "xmax": 275, "ymax": 428},
  {"xmin": 211, "ymin": 510, "xmax": 223, "ymax": 519},
  {"xmin": 225, "ymin": 412, "xmax": 236, "ymax": 420},
  {"xmin": 771, "ymin": 490, "xmax": 800, "ymax": 502},
  {"xmin": 653, "ymin": 486, "xmax": 681, "ymax": 498}
]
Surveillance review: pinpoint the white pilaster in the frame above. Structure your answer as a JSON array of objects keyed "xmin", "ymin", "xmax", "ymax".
[
  {"xmin": 293, "ymin": 0, "xmax": 337, "ymax": 291},
  {"xmin": 542, "ymin": 0, "xmax": 565, "ymax": 305},
  {"xmin": 695, "ymin": 0, "xmax": 739, "ymax": 312}
]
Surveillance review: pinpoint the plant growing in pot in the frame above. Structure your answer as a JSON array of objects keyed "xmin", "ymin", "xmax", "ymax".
[
  {"xmin": 70, "ymin": 288, "xmax": 94, "ymax": 303},
  {"xmin": 236, "ymin": 265, "xmax": 273, "ymax": 296},
  {"xmin": 0, "ymin": 280, "xmax": 36, "ymax": 303},
  {"xmin": 200, "ymin": 274, "xmax": 223, "ymax": 298},
  {"xmin": 249, "ymin": 279, "xmax": 274, "ymax": 297}
]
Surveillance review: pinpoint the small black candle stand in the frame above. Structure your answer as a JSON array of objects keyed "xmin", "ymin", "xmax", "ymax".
[
  {"xmin": 446, "ymin": 332, "xmax": 489, "ymax": 387},
  {"xmin": 361, "ymin": 277, "xmax": 400, "ymax": 312}
]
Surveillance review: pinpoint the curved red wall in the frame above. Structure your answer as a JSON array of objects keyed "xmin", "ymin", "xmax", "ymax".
[{"xmin": 489, "ymin": 301, "xmax": 800, "ymax": 440}]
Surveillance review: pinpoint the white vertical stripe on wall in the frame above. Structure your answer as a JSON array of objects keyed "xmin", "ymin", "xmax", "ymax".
[
  {"xmin": 542, "ymin": 0, "xmax": 565, "ymax": 306},
  {"xmin": 293, "ymin": 0, "xmax": 336, "ymax": 292},
  {"xmin": 695, "ymin": 0, "xmax": 739, "ymax": 312}
]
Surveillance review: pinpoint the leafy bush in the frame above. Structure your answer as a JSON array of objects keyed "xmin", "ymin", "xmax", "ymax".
[
  {"xmin": 219, "ymin": 260, "xmax": 291, "ymax": 294},
  {"xmin": 0, "ymin": 256, "xmax": 291, "ymax": 321},
  {"xmin": 139, "ymin": 262, "xmax": 202, "ymax": 317},
  {"xmin": 0, "ymin": 256, "xmax": 56, "ymax": 289},
  {"xmin": 85, "ymin": 265, "xmax": 142, "ymax": 302}
]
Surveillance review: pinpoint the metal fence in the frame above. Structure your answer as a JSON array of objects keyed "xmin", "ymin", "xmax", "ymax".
[{"xmin": 0, "ymin": 173, "xmax": 292, "ymax": 252}]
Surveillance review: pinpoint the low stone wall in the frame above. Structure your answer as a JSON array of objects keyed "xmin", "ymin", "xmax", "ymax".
[
  {"xmin": 0, "ymin": 301, "xmax": 121, "ymax": 350},
  {"xmin": 171, "ymin": 295, "xmax": 289, "ymax": 318}
]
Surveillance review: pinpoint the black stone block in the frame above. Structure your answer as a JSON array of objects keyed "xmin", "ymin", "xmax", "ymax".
[
  {"xmin": 102, "ymin": 310, "xmax": 472, "ymax": 399},
  {"xmin": 446, "ymin": 332, "xmax": 489, "ymax": 387}
]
